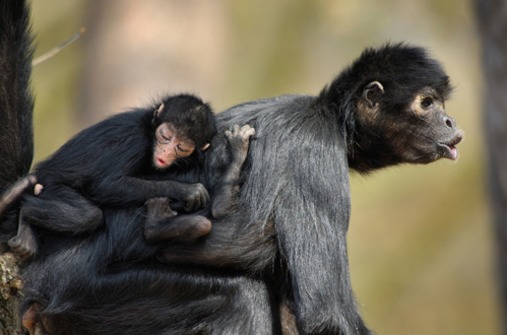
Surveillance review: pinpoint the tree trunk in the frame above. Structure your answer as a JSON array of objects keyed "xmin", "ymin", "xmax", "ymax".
[
  {"xmin": 0, "ymin": 253, "xmax": 24, "ymax": 335},
  {"xmin": 474, "ymin": 0, "xmax": 507, "ymax": 333}
]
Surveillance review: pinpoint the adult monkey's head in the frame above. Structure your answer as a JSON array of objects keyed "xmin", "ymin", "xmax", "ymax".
[
  {"xmin": 151, "ymin": 94, "xmax": 217, "ymax": 170},
  {"xmin": 328, "ymin": 43, "xmax": 464, "ymax": 173}
]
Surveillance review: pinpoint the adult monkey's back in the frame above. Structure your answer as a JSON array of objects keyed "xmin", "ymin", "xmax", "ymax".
[{"xmin": 0, "ymin": 1, "xmax": 463, "ymax": 334}]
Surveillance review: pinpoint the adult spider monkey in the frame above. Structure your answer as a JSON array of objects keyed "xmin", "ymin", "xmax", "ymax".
[{"xmin": 21, "ymin": 45, "xmax": 463, "ymax": 335}]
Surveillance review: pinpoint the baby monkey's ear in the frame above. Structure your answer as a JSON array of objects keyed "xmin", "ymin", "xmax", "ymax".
[{"xmin": 152, "ymin": 103, "xmax": 165, "ymax": 123}]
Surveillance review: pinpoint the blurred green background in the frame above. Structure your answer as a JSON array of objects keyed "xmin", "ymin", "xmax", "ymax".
[{"xmin": 29, "ymin": 1, "xmax": 496, "ymax": 334}]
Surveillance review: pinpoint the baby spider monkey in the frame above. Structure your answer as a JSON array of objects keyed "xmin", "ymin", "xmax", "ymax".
[{"xmin": 5, "ymin": 94, "xmax": 254, "ymax": 259}]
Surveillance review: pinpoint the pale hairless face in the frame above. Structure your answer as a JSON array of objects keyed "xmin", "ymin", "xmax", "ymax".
[{"xmin": 153, "ymin": 123, "xmax": 196, "ymax": 169}]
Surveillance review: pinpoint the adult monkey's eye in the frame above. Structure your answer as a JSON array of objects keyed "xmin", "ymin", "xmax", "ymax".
[{"xmin": 421, "ymin": 97, "xmax": 433, "ymax": 109}]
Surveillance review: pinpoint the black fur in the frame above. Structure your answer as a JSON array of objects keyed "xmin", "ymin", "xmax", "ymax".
[
  {"xmin": 32, "ymin": 94, "xmax": 214, "ymax": 208},
  {"xmin": 0, "ymin": 2, "xmax": 463, "ymax": 334},
  {"xmin": 6, "ymin": 94, "xmax": 217, "ymax": 258},
  {"xmin": 0, "ymin": 0, "xmax": 34, "ymax": 191},
  {"xmin": 0, "ymin": 0, "xmax": 34, "ymax": 244}
]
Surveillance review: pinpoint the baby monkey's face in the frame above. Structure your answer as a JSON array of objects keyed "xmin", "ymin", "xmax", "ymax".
[{"xmin": 153, "ymin": 122, "xmax": 195, "ymax": 169}]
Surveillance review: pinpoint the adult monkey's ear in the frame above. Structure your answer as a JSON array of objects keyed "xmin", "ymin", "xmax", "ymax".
[
  {"xmin": 152, "ymin": 103, "xmax": 165, "ymax": 125},
  {"xmin": 201, "ymin": 143, "xmax": 210, "ymax": 151},
  {"xmin": 363, "ymin": 81, "xmax": 384, "ymax": 109}
]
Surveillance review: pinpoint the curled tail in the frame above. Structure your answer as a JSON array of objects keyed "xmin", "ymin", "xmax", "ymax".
[{"xmin": 0, "ymin": 0, "xmax": 35, "ymax": 191}]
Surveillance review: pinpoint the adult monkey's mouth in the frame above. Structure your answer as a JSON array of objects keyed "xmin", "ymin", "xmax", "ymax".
[{"xmin": 438, "ymin": 132, "xmax": 463, "ymax": 160}]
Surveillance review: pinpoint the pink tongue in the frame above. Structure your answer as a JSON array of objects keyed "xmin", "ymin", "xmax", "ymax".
[{"xmin": 450, "ymin": 147, "xmax": 458, "ymax": 160}]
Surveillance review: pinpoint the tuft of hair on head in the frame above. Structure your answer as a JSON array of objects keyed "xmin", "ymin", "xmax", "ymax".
[
  {"xmin": 320, "ymin": 42, "xmax": 452, "ymax": 111},
  {"xmin": 352, "ymin": 43, "xmax": 452, "ymax": 100},
  {"xmin": 157, "ymin": 94, "xmax": 218, "ymax": 150}
]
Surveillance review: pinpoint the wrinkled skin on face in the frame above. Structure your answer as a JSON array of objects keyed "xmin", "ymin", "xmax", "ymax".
[
  {"xmin": 404, "ymin": 87, "xmax": 463, "ymax": 162},
  {"xmin": 350, "ymin": 82, "xmax": 464, "ymax": 173},
  {"xmin": 153, "ymin": 123, "xmax": 196, "ymax": 169}
]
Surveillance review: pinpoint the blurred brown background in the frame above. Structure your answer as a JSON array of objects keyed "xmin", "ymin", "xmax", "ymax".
[{"xmin": 29, "ymin": 1, "xmax": 495, "ymax": 334}]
